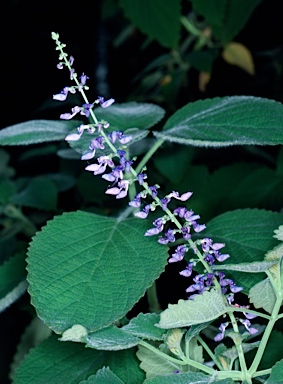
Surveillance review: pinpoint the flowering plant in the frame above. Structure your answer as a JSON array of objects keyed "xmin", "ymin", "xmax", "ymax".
[{"xmin": 1, "ymin": 30, "xmax": 283, "ymax": 384}]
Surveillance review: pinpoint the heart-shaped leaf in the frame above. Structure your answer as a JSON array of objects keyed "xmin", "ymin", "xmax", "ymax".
[{"xmin": 27, "ymin": 211, "xmax": 168, "ymax": 333}]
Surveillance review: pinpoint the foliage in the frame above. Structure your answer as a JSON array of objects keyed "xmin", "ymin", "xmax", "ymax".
[{"xmin": 1, "ymin": 2, "xmax": 283, "ymax": 383}]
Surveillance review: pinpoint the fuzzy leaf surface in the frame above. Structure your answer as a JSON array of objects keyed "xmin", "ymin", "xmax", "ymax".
[
  {"xmin": 0, "ymin": 120, "xmax": 79, "ymax": 145},
  {"xmin": 95, "ymin": 102, "xmax": 165, "ymax": 130},
  {"xmin": 144, "ymin": 372, "xmax": 234, "ymax": 383},
  {"xmin": 136, "ymin": 345, "xmax": 184, "ymax": 379},
  {"xmin": 13, "ymin": 335, "xmax": 144, "ymax": 384},
  {"xmin": 212, "ymin": 260, "xmax": 277, "ymax": 273},
  {"xmin": 84, "ymin": 325, "xmax": 140, "ymax": 350},
  {"xmin": 203, "ymin": 209, "xmax": 283, "ymax": 291},
  {"xmin": 27, "ymin": 211, "xmax": 168, "ymax": 333},
  {"xmin": 122, "ymin": 313, "xmax": 165, "ymax": 341},
  {"xmin": 118, "ymin": 0, "xmax": 181, "ymax": 48},
  {"xmin": 158, "ymin": 290, "xmax": 227, "ymax": 329},
  {"xmin": 154, "ymin": 97, "xmax": 283, "ymax": 147},
  {"xmin": 79, "ymin": 368, "xmax": 125, "ymax": 384},
  {"xmin": 248, "ymin": 278, "xmax": 276, "ymax": 314}
]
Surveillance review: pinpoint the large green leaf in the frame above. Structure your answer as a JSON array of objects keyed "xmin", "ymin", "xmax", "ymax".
[
  {"xmin": 118, "ymin": 0, "xmax": 181, "ymax": 48},
  {"xmin": 27, "ymin": 211, "xmax": 168, "ymax": 333},
  {"xmin": 0, "ymin": 120, "xmax": 79, "ymax": 146},
  {"xmin": 144, "ymin": 372, "xmax": 234, "ymax": 383},
  {"xmin": 191, "ymin": 0, "xmax": 261, "ymax": 42},
  {"xmin": 154, "ymin": 96, "xmax": 283, "ymax": 147},
  {"xmin": 203, "ymin": 209, "xmax": 283, "ymax": 291},
  {"xmin": 13, "ymin": 335, "xmax": 144, "ymax": 384},
  {"xmin": 95, "ymin": 102, "xmax": 165, "ymax": 130}
]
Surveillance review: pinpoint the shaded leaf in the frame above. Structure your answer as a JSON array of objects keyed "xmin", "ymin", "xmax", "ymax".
[
  {"xmin": 203, "ymin": 209, "xmax": 283, "ymax": 291},
  {"xmin": 155, "ymin": 97, "xmax": 283, "ymax": 147},
  {"xmin": 248, "ymin": 278, "xmax": 276, "ymax": 314},
  {"xmin": 95, "ymin": 102, "xmax": 165, "ymax": 130},
  {"xmin": 79, "ymin": 367, "xmax": 125, "ymax": 384},
  {"xmin": 0, "ymin": 120, "xmax": 79, "ymax": 146},
  {"xmin": 122, "ymin": 313, "xmax": 165, "ymax": 341},
  {"xmin": 84, "ymin": 325, "xmax": 140, "ymax": 351},
  {"xmin": 212, "ymin": 260, "xmax": 277, "ymax": 273},
  {"xmin": 266, "ymin": 359, "xmax": 283, "ymax": 384},
  {"xmin": 118, "ymin": 0, "xmax": 181, "ymax": 48},
  {"xmin": 27, "ymin": 211, "xmax": 168, "ymax": 333}
]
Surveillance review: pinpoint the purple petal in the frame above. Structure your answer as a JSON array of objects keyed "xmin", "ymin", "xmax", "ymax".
[
  {"xmin": 81, "ymin": 150, "xmax": 95, "ymax": 160},
  {"xmin": 101, "ymin": 98, "xmax": 115, "ymax": 108},
  {"xmin": 65, "ymin": 132, "xmax": 82, "ymax": 141},
  {"xmin": 105, "ymin": 187, "xmax": 120, "ymax": 196}
]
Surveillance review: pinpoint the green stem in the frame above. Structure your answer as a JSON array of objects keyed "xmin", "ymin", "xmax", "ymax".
[
  {"xmin": 147, "ymin": 283, "xmax": 162, "ymax": 313},
  {"xmin": 248, "ymin": 293, "xmax": 282, "ymax": 376},
  {"xmin": 196, "ymin": 336, "xmax": 224, "ymax": 370},
  {"xmin": 228, "ymin": 312, "xmax": 251, "ymax": 383},
  {"xmin": 139, "ymin": 340, "xmax": 216, "ymax": 375},
  {"xmin": 227, "ymin": 306, "xmax": 271, "ymax": 321}
]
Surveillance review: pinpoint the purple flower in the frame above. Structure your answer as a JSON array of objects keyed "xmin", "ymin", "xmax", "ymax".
[
  {"xmin": 81, "ymin": 103, "xmax": 93, "ymax": 118},
  {"xmin": 135, "ymin": 204, "xmax": 152, "ymax": 218},
  {"xmin": 138, "ymin": 173, "xmax": 147, "ymax": 186},
  {"xmin": 53, "ymin": 86, "xmax": 69, "ymax": 101},
  {"xmin": 85, "ymin": 156, "xmax": 114, "ymax": 175},
  {"xmin": 80, "ymin": 73, "xmax": 89, "ymax": 86},
  {"xmin": 81, "ymin": 137, "xmax": 105, "ymax": 160},
  {"xmin": 98, "ymin": 96, "xmax": 115, "ymax": 108},
  {"xmin": 169, "ymin": 245, "xmax": 187, "ymax": 263},
  {"xmin": 214, "ymin": 322, "xmax": 229, "ymax": 342},
  {"xmin": 145, "ymin": 218, "xmax": 165, "ymax": 236},
  {"xmin": 168, "ymin": 191, "xmax": 193, "ymax": 201},
  {"xmin": 179, "ymin": 262, "xmax": 194, "ymax": 276},
  {"xmin": 60, "ymin": 106, "xmax": 81, "ymax": 120},
  {"xmin": 240, "ymin": 319, "xmax": 258, "ymax": 335},
  {"xmin": 158, "ymin": 229, "xmax": 176, "ymax": 245},
  {"xmin": 105, "ymin": 179, "xmax": 129, "ymax": 199}
]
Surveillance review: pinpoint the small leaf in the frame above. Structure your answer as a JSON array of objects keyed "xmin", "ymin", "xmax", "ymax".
[
  {"xmin": 154, "ymin": 96, "xmax": 283, "ymax": 147},
  {"xmin": 274, "ymin": 225, "xmax": 283, "ymax": 241},
  {"xmin": 60, "ymin": 324, "xmax": 88, "ymax": 342},
  {"xmin": 27, "ymin": 211, "xmax": 169, "ymax": 333},
  {"xmin": 79, "ymin": 367, "xmax": 125, "ymax": 384},
  {"xmin": 0, "ymin": 120, "xmax": 79, "ymax": 146},
  {"xmin": 212, "ymin": 260, "xmax": 277, "ymax": 273},
  {"xmin": 185, "ymin": 322, "xmax": 213, "ymax": 343},
  {"xmin": 0, "ymin": 252, "xmax": 27, "ymax": 313},
  {"xmin": 266, "ymin": 359, "xmax": 283, "ymax": 383},
  {"xmin": 222, "ymin": 42, "xmax": 255, "ymax": 75},
  {"xmin": 84, "ymin": 325, "xmax": 140, "ymax": 350},
  {"xmin": 158, "ymin": 290, "xmax": 227, "ymax": 329},
  {"xmin": 144, "ymin": 371, "xmax": 234, "ymax": 383},
  {"xmin": 11, "ymin": 177, "xmax": 57, "ymax": 210},
  {"xmin": 249, "ymin": 278, "xmax": 276, "ymax": 314},
  {"xmin": 95, "ymin": 102, "xmax": 165, "ymax": 130},
  {"xmin": 136, "ymin": 344, "xmax": 184, "ymax": 379},
  {"xmin": 118, "ymin": 0, "xmax": 181, "ymax": 48},
  {"xmin": 122, "ymin": 313, "xmax": 165, "ymax": 341}
]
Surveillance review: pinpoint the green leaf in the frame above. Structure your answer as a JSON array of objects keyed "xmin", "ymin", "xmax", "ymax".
[
  {"xmin": 266, "ymin": 359, "xmax": 283, "ymax": 384},
  {"xmin": 185, "ymin": 322, "xmax": 213, "ymax": 343},
  {"xmin": 27, "ymin": 211, "xmax": 168, "ymax": 333},
  {"xmin": 274, "ymin": 225, "xmax": 283, "ymax": 241},
  {"xmin": 11, "ymin": 177, "xmax": 58, "ymax": 210},
  {"xmin": 136, "ymin": 344, "xmax": 184, "ymax": 379},
  {"xmin": 95, "ymin": 102, "xmax": 165, "ymax": 130},
  {"xmin": 122, "ymin": 313, "xmax": 165, "ymax": 341},
  {"xmin": 79, "ymin": 367, "xmax": 125, "ymax": 384},
  {"xmin": 259, "ymin": 330, "xmax": 283, "ymax": 371},
  {"xmin": 203, "ymin": 209, "xmax": 283, "ymax": 291},
  {"xmin": 248, "ymin": 278, "xmax": 276, "ymax": 314},
  {"xmin": 158, "ymin": 290, "xmax": 227, "ymax": 329},
  {"xmin": 118, "ymin": 0, "xmax": 181, "ymax": 48},
  {"xmin": 212, "ymin": 260, "xmax": 277, "ymax": 273},
  {"xmin": 154, "ymin": 96, "xmax": 283, "ymax": 147},
  {"xmin": 13, "ymin": 335, "xmax": 144, "ymax": 384},
  {"xmin": 0, "ymin": 252, "xmax": 27, "ymax": 313},
  {"xmin": 9, "ymin": 317, "xmax": 52, "ymax": 378},
  {"xmin": 84, "ymin": 325, "xmax": 140, "ymax": 351},
  {"xmin": 0, "ymin": 120, "xmax": 79, "ymax": 146},
  {"xmin": 191, "ymin": 0, "xmax": 261, "ymax": 42},
  {"xmin": 144, "ymin": 372, "xmax": 234, "ymax": 383}
]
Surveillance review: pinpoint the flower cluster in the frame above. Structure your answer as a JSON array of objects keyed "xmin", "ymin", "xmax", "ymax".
[{"xmin": 52, "ymin": 33, "xmax": 257, "ymax": 345}]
